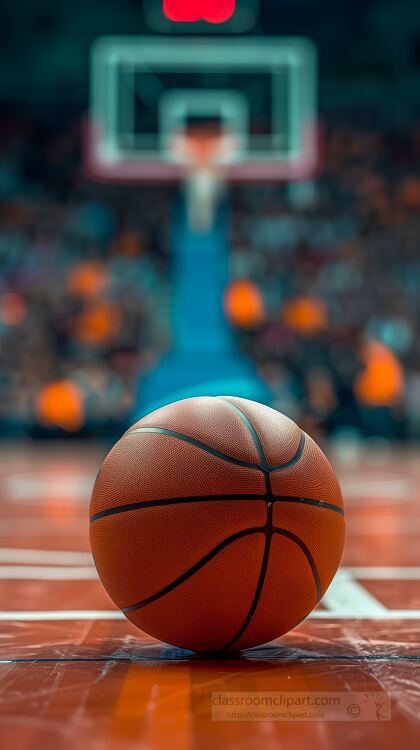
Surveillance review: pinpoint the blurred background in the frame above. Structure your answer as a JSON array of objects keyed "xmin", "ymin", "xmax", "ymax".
[{"xmin": 1, "ymin": 0, "xmax": 420, "ymax": 443}]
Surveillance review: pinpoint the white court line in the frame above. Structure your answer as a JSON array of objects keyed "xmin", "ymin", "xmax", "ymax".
[
  {"xmin": 347, "ymin": 567, "xmax": 420, "ymax": 579},
  {"xmin": 5, "ymin": 475, "xmax": 415, "ymax": 503},
  {"xmin": 311, "ymin": 610, "xmax": 420, "ymax": 619},
  {"xmin": 0, "ymin": 562, "xmax": 419, "ymax": 581},
  {"xmin": 5, "ymin": 475, "xmax": 94, "ymax": 502},
  {"xmin": 322, "ymin": 569, "xmax": 387, "ymax": 616},
  {"xmin": 0, "ymin": 610, "xmax": 123, "ymax": 621},
  {"xmin": 0, "ymin": 549, "xmax": 93, "ymax": 565},
  {"xmin": 0, "ymin": 610, "xmax": 418, "ymax": 622},
  {"xmin": 0, "ymin": 566, "xmax": 419, "ymax": 619},
  {"xmin": 0, "ymin": 566, "xmax": 97, "ymax": 580},
  {"xmin": 341, "ymin": 478, "xmax": 414, "ymax": 503}
]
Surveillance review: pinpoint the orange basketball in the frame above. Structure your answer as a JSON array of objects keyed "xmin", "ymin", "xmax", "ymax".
[{"xmin": 90, "ymin": 397, "xmax": 345, "ymax": 653}]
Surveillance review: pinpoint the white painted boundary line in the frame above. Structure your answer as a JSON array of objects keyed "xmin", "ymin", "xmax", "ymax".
[
  {"xmin": 322, "ymin": 569, "xmax": 387, "ymax": 616},
  {"xmin": 5, "ymin": 475, "xmax": 94, "ymax": 502},
  {"xmin": 0, "ymin": 567, "xmax": 96, "ymax": 580},
  {"xmin": 0, "ymin": 610, "xmax": 123, "ymax": 621},
  {"xmin": 0, "ymin": 549, "xmax": 93, "ymax": 565},
  {"xmin": 347, "ymin": 567, "xmax": 420, "ymax": 579},
  {"xmin": 0, "ymin": 565, "xmax": 419, "ymax": 619},
  {"xmin": 1, "ymin": 559, "xmax": 420, "ymax": 579},
  {"xmin": 0, "ymin": 610, "xmax": 418, "ymax": 622},
  {"xmin": 311, "ymin": 610, "xmax": 420, "ymax": 620}
]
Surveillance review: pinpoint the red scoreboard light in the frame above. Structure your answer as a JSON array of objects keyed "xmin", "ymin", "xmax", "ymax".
[{"xmin": 163, "ymin": 0, "xmax": 236, "ymax": 24}]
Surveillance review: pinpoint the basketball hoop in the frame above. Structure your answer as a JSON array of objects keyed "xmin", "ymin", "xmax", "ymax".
[{"xmin": 170, "ymin": 125, "xmax": 237, "ymax": 233}]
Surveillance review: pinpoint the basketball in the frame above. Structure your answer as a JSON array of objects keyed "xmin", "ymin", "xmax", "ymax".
[{"xmin": 90, "ymin": 396, "xmax": 345, "ymax": 653}]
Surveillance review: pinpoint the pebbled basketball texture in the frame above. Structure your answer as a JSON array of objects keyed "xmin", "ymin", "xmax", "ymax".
[{"xmin": 90, "ymin": 396, "xmax": 345, "ymax": 653}]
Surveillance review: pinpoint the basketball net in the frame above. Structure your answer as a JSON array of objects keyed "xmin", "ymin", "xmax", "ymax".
[{"xmin": 170, "ymin": 127, "xmax": 237, "ymax": 233}]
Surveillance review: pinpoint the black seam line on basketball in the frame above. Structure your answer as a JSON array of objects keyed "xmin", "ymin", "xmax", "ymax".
[
  {"xmin": 263, "ymin": 471, "xmax": 272, "ymax": 498},
  {"xmin": 90, "ymin": 496, "xmax": 344, "ymax": 524},
  {"xmin": 217, "ymin": 398, "xmax": 268, "ymax": 467},
  {"xmin": 121, "ymin": 527, "xmax": 265, "ymax": 615},
  {"xmin": 215, "ymin": 398, "xmax": 306, "ymax": 475},
  {"xmin": 274, "ymin": 528, "xmax": 322, "ymax": 601},
  {"xmin": 127, "ymin": 427, "xmax": 261, "ymax": 471},
  {"xmin": 127, "ymin": 426, "xmax": 306, "ymax": 474},
  {"xmin": 268, "ymin": 432, "xmax": 306, "ymax": 472},
  {"xmin": 278, "ymin": 497, "xmax": 344, "ymax": 516},
  {"xmin": 89, "ymin": 494, "xmax": 267, "ymax": 523},
  {"xmin": 219, "ymin": 534, "xmax": 272, "ymax": 653}
]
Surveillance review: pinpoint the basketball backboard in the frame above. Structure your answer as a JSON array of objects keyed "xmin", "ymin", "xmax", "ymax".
[
  {"xmin": 145, "ymin": 0, "xmax": 259, "ymax": 33},
  {"xmin": 87, "ymin": 36, "xmax": 318, "ymax": 182}
]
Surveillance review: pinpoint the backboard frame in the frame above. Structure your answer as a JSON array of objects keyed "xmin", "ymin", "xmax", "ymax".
[{"xmin": 87, "ymin": 36, "xmax": 318, "ymax": 183}]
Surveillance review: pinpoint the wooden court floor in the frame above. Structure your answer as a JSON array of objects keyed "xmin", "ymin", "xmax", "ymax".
[{"xmin": 0, "ymin": 442, "xmax": 419, "ymax": 749}]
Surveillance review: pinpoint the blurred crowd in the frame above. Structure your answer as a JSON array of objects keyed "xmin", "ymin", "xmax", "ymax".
[
  {"xmin": 230, "ymin": 126, "xmax": 420, "ymax": 441},
  {"xmin": 0, "ymin": 114, "xmax": 420, "ymax": 439}
]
